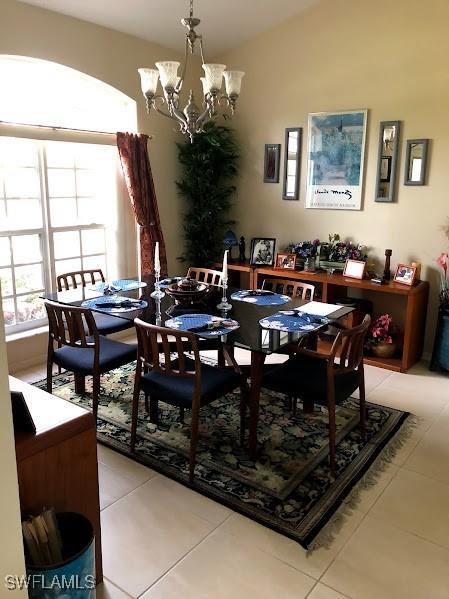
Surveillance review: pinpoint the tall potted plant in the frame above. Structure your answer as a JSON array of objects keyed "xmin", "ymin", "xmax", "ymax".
[{"xmin": 176, "ymin": 123, "xmax": 239, "ymax": 265}]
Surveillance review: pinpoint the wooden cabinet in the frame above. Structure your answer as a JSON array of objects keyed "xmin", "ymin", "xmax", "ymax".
[
  {"xmin": 254, "ymin": 268, "xmax": 429, "ymax": 373},
  {"xmin": 10, "ymin": 376, "xmax": 102, "ymax": 582}
]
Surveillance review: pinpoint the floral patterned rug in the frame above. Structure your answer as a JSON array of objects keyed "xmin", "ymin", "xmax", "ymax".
[{"xmin": 37, "ymin": 363, "xmax": 411, "ymax": 549}]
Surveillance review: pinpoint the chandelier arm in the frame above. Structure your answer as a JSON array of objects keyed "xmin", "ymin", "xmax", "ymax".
[
  {"xmin": 199, "ymin": 38, "xmax": 206, "ymax": 66},
  {"xmin": 196, "ymin": 103, "xmax": 214, "ymax": 129},
  {"xmin": 176, "ymin": 38, "xmax": 189, "ymax": 94},
  {"xmin": 152, "ymin": 104, "xmax": 180, "ymax": 120}
]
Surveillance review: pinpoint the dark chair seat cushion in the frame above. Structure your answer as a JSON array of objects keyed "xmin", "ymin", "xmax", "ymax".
[
  {"xmin": 262, "ymin": 354, "xmax": 360, "ymax": 404},
  {"xmin": 54, "ymin": 337, "xmax": 137, "ymax": 375},
  {"xmin": 140, "ymin": 357, "xmax": 241, "ymax": 409},
  {"xmin": 93, "ymin": 312, "xmax": 134, "ymax": 335}
]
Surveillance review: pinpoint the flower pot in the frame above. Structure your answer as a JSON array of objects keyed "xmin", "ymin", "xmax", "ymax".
[
  {"xmin": 430, "ymin": 308, "xmax": 449, "ymax": 372},
  {"xmin": 371, "ymin": 343, "xmax": 397, "ymax": 359}
]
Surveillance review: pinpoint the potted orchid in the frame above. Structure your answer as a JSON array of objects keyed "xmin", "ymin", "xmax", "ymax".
[
  {"xmin": 366, "ymin": 313, "xmax": 398, "ymax": 358},
  {"xmin": 437, "ymin": 252, "xmax": 449, "ymax": 311},
  {"xmin": 431, "ymin": 240, "xmax": 449, "ymax": 372}
]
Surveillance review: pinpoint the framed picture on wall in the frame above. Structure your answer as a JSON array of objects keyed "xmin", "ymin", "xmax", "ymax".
[
  {"xmin": 275, "ymin": 253, "xmax": 297, "ymax": 270},
  {"xmin": 263, "ymin": 144, "xmax": 281, "ymax": 183},
  {"xmin": 305, "ymin": 109, "xmax": 368, "ymax": 210},
  {"xmin": 250, "ymin": 238, "xmax": 276, "ymax": 266}
]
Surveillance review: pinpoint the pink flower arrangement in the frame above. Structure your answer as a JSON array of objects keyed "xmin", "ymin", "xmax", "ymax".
[
  {"xmin": 366, "ymin": 314, "xmax": 396, "ymax": 346},
  {"xmin": 437, "ymin": 252, "xmax": 449, "ymax": 308}
]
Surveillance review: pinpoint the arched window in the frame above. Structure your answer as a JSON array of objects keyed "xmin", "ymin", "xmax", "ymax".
[
  {"xmin": 0, "ymin": 55, "xmax": 137, "ymax": 132},
  {"xmin": 0, "ymin": 56, "xmax": 137, "ymax": 333}
]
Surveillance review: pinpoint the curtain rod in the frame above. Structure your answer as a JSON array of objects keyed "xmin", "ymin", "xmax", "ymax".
[{"xmin": 0, "ymin": 120, "xmax": 152, "ymax": 139}]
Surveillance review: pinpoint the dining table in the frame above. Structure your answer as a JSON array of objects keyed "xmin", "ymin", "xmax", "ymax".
[{"xmin": 42, "ymin": 278, "xmax": 354, "ymax": 460}]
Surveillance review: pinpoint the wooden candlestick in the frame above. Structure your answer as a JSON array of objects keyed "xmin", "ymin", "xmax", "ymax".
[{"xmin": 384, "ymin": 249, "xmax": 392, "ymax": 281}]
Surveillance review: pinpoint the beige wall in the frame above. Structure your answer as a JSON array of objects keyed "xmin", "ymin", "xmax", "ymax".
[
  {"xmin": 0, "ymin": 308, "xmax": 27, "ymax": 597},
  {"xmin": 216, "ymin": 0, "xmax": 449, "ymax": 353}
]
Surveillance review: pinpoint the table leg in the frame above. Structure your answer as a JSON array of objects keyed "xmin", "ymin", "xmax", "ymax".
[
  {"xmin": 217, "ymin": 344, "xmax": 226, "ymax": 368},
  {"xmin": 303, "ymin": 332, "xmax": 317, "ymax": 414},
  {"xmin": 248, "ymin": 351, "xmax": 266, "ymax": 461}
]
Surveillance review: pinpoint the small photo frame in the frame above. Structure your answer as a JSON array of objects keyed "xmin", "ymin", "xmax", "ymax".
[
  {"xmin": 380, "ymin": 155, "xmax": 392, "ymax": 182},
  {"xmin": 394, "ymin": 263, "xmax": 417, "ymax": 286},
  {"xmin": 343, "ymin": 259, "xmax": 366, "ymax": 280},
  {"xmin": 250, "ymin": 238, "xmax": 276, "ymax": 266},
  {"xmin": 275, "ymin": 253, "xmax": 297, "ymax": 270},
  {"xmin": 264, "ymin": 144, "xmax": 281, "ymax": 183}
]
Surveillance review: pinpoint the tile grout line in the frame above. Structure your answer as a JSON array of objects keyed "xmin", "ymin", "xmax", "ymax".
[
  {"xmin": 102, "ymin": 576, "xmax": 134, "ymax": 598},
  {"xmin": 135, "ymin": 512, "xmax": 236, "ymax": 598}
]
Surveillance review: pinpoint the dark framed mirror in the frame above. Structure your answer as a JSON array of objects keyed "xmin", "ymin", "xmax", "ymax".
[
  {"xmin": 282, "ymin": 127, "xmax": 302, "ymax": 200},
  {"xmin": 375, "ymin": 121, "xmax": 401, "ymax": 203},
  {"xmin": 404, "ymin": 139, "xmax": 429, "ymax": 186}
]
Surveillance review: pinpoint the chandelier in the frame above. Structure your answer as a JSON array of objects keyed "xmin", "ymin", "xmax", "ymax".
[{"xmin": 138, "ymin": 0, "xmax": 244, "ymax": 142}]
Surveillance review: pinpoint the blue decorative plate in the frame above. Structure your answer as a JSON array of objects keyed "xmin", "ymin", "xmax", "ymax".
[
  {"xmin": 165, "ymin": 313, "xmax": 239, "ymax": 337},
  {"xmin": 259, "ymin": 310, "xmax": 329, "ymax": 333},
  {"xmin": 231, "ymin": 290, "xmax": 291, "ymax": 306},
  {"xmin": 91, "ymin": 279, "xmax": 147, "ymax": 293},
  {"xmin": 81, "ymin": 296, "xmax": 148, "ymax": 313}
]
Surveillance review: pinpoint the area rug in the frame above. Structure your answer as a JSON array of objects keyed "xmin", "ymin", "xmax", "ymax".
[{"xmin": 36, "ymin": 363, "xmax": 412, "ymax": 549}]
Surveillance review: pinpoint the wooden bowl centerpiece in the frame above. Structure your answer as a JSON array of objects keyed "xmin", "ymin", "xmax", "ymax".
[{"xmin": 166, "ymin": 278, "xmax": 209, "ymax": 306}]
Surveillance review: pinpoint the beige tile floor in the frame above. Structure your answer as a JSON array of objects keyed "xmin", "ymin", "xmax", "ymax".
[{"xmin": 14, "ymin": 356, "xmax": 449, "ymax": 599}]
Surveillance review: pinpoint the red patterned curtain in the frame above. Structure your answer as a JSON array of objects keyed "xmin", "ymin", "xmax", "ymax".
[{"xmin": 116, "ymin": 132, "xmax": 168, "ymax": 280}]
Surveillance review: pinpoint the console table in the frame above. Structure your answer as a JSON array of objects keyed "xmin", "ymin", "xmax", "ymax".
[
  {"xmin": 10, "ymin": 376, "xmax": 103, "ymax": 582},
  {"xmin": 254, "ymin": 268, "xmax": 429, "ymax": 373}
]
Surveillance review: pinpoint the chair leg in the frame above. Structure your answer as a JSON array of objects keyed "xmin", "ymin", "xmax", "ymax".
[
  {"xmin": 149, "ymin": 397, "xmax": 158, "ymax": 424},
  {"xmin": 240, "ymin": 384, "xmax": 248, "ymax": 447},
  {"xmin": 130, "ymin": 385, "xmax": 140, "ymax": 453},
  {"xmin": 144, "ymin": 393, "xmax": 149, "ymax": 414},
  {"xmin": 92, "ymin": 374, "xmax": 100, "ymax": 424},
  {"xmin": 46, "ymin": 360, "xmax": 53, "ymax": 394},
  {"xmin": 179, "ymin": 407, "xmax": 185, "ymax": 424},
  {"xmin": 189, "ymin": 403, "xmax": 200, "ymax": 483},
  {"xmin": 328, "ymin": 406, "xmax": 337, "ymax": 477},
  {"xmin": 359, "ymin": 373, "xmax": 367, "ymax": 441},
  {"xmin": 74, "ymin": 373, "xmax": 86, "ymax": 395}
]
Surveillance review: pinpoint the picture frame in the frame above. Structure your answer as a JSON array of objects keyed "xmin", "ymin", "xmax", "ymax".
[
  {"xmin": 343, "ymin": 259, "xmax": 366, "ymax": 280},
  {"xmin": 250, "ymin": 238, "xmax": 276, "ymax": 266},
  {"xmin": 275, "ymin": 253, "xmax": 297, "ymax": 270},
  {"xmin": 263, "ymin": 144, "xmax": 281, "ymax": 183},
  {"xmin": 306, "ymin": 109, "xmax": 368, "ymax": 210},
  {"xmin": 380, "ymin": 155, "xmax": 392, "ymax": 182},
  {"xmin": 404, "ymin": 139, "xmax": 430, "ymax": 186},
  {"xmin": 393, "ymin": 263, "xmax": 417, "ymax": 286},
  {"xmin": 282, "ymin": 128, "xmax": 302, "ymax": 200}
]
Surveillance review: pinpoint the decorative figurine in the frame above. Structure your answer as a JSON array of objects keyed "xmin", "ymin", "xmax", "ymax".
[
  {"xmin": 238, "ymin": 236, "xmax": 246, "ymax": 262},
  {"xmin": 383, "ymin": 249, "xmax": 392, "ymax": 281},
  {"xmin": 223, "ymin": 230, "xmax": 238, "ymax": 262}
]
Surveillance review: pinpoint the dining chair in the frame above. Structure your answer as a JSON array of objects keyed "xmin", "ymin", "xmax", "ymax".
[
  {"xmin": 131, "ymin": 318, "xmax": 245, "ymax": 481},
  {"xmin": 260, "ymin": 315, "xmax": 371, "ymax": 477},
  {"xmin": 45, "ymin": 299, "xmax": 137, "ymax": 421},
  {"xmin": 262, "ymin": 277, "xmax": 315, "ymax": 300},
  {"xmin": 186, "ymin": 267, "xmax": 223, "ymax": 286},
  {"xmin": 56, "ymin": 269, "xmax": 134, "ymax": 335}
]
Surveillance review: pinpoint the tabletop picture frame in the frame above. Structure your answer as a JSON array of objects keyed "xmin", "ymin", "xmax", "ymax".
[
  {"xmin": 250, "ymin": 238, "xmax": 276, "ymax": 266},
  {"xmin": 275, "ymin": 253, "xmax": 297, "ymax": 270},
  {"xmin": 394, "ymin": 263, "xmax": 417, "ymax": 286},
  {"xmin": 343, "ymin": 259, "xmax": 366, "ymax": 280}
]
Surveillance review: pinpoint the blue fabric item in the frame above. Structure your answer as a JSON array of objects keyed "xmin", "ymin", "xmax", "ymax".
[
  {"xmin": 263, "ymin": 354, "xmax": 360, "ymax": 404},
  {"xmin": 81, "ymin": 296, "xmax": 148, "ymax": 312},
  {"xmin": 54, "ymin": 337, "xmax": 137, "ymax": 375},
  {"xmin": 91, "ymin": 279, "xmax": 147, "ymax": 292},
  {"xmin": 140, "ymin": 357, "xmax": 241, "ymax": 409},
  {"xmin": 231, "ymin": 290, "xmax": 291, "ymax": 306},
  {"xmin": 165, "ymin": 314, "xmax": 240, "ymax": 338},
  {"xmin": 259, "ymin": 311, "xmax": 328, "ymax": 333},
  {"xmin": 93, "ymin": 312, "xmax": 134, "ymax": 335}
]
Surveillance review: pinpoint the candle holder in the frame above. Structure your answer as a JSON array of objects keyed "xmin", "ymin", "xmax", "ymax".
[
  {"xmin": 151, "ymin": 271, "xmax": 165, "ymax": 300},
  {"xmin": 155, "ymin": 298, "xmax": 162, "ymax": 326},
  {"xmin": 217, "ymin": 280, "xmax": 232, "ymax": 311}
]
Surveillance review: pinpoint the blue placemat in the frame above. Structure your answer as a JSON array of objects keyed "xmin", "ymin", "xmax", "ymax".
[
  {"xmin": 259, "ymin": 310, "xmax": 329, "ymax": 333},
  {"xmin": 91, "ymin": 279, "xmax": 147, "ymax": 293},
  {"xmin": 81, "ymin": 296, "xmax": 148, "ymax": 313},
  {"xmin": 165, "ymin": 313, "xmax": 239, "ymax": 337},
  {"xmin": 231, "ymin": 290, "xmax": 291, "ymax": 306}
]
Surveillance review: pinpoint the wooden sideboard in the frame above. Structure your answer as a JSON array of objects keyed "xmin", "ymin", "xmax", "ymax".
[
  {"xmin": 254, "ymin": 267, "xmax": 429, "ymax": 373},
  {"xmin": 10, "ymin": 376, "xmax": 102, "ymax": 582}
]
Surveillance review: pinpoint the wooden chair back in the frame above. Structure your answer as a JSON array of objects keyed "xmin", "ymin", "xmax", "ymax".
[
  {"xmin": 330, "ymin": 314, "xmax": 371, "ymax": 373},
  {"xmin": 44, "ymin": 299, "xmax": 99, "ymax": 349},
  {"xmin": 134, "ymin": 319, "xmax": 201, "ymax": 382},
  {"xmin": 262, "ymin": 278, "xmax": 315, "ymax": 300},
  {"xmin": 186, "ymin": 267, "xmax": 223, "ymax": 286},
  {"xmin": 57, "ymin": 269, "xmax": 105, "ymax": 292}
]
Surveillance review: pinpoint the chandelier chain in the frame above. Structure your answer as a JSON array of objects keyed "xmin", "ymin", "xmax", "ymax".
[{"xmin": 190, "ymin": 0, "xmax": 193, "ymax": 18}]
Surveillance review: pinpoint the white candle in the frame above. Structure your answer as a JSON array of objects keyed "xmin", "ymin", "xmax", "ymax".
[
  {"xmin": 222, "ymin": 249, "xmax": 228, "ymax": 283},
  {"xmin": 154, "ymin": 242, "xmax": 160, "ymax": 273}
]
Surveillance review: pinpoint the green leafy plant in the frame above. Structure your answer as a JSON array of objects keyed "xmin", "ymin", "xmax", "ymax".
[{"xmin": 176, "ymin": 123, "xmax": 239, "ymax": 265}]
